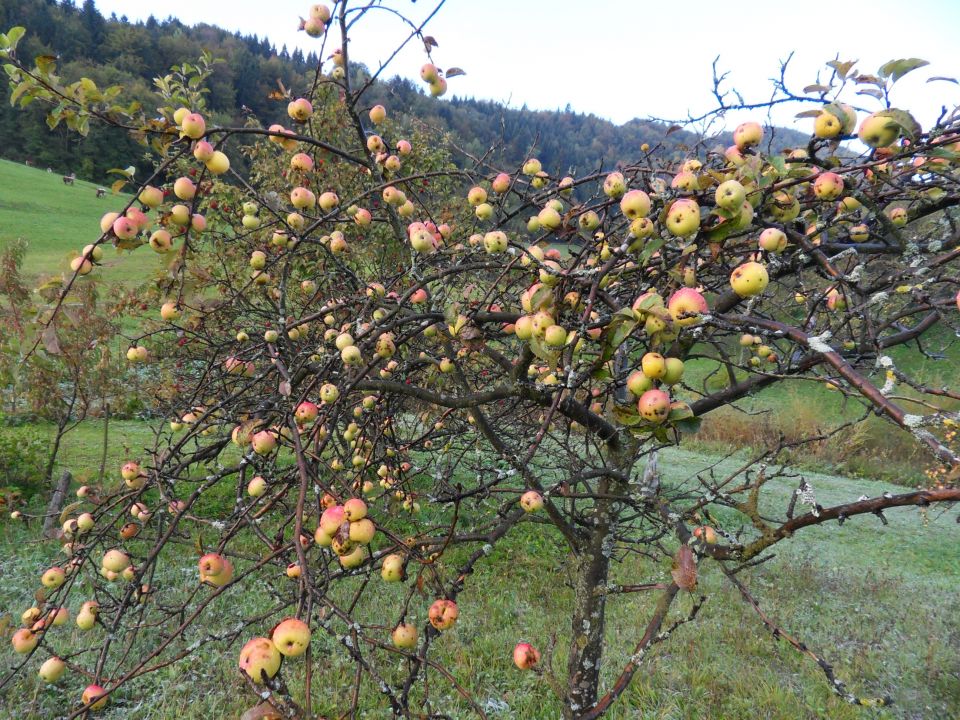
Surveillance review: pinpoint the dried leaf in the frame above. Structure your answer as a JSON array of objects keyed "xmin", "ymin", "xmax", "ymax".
[
  {"xmin": 671, "ymin": 544, "xmax": 697, "ymax": 590},
  {"xmin": 279, "ymin": 380, "xmax": 291, "ymax": 397},
  {"xmin": 41, "ymin": 325, "xmax": 60, "ymax": 355},
  {"xmin": 927, "ymin": 76, "xmax": 958, "ymax": 85},
  {"xmin": 423, "ymin": 36, "xmax": 438, "ymax": 50},
  {"xmin": 802, "ymin": 83, "xmax": 832, "ymax": 94},
  {"xmin": 445, "ymin": 67, "xmax": 466, "ymax": 78},
  {"xmin": 826, "ymin": 59, "xmax": 857, "ymax": 80},
  {"xmin": 240, "ymin": 703, "xmax": 283, "ymax": 720}
]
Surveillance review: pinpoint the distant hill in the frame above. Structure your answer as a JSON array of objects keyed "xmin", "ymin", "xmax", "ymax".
[{"xmin": 0, "ymin": 0, "xmax": 812, "ymax": 184}]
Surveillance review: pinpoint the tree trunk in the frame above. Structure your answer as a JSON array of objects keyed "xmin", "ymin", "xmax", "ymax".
[
  {"xmin": 42, "ymin": 469, "xmax": 72, "ymax": 538},
  {"xmin": 564, "ymin": 439, "xmax": 639, "ymax": 719},
  {"xmin": 563, "ymin": 488, "xmax": 613, "ymax": 720}
]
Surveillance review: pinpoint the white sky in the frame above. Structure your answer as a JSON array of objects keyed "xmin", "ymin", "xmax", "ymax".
[{"xmin": 93, "ymin": 0, "xmax": 960, "ymax": 133}]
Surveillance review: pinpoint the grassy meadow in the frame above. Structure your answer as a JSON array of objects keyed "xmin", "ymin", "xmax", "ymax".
[
  {"xmin": 0, "ymin": 158, "xmax": 153, "ymax": 283},
  {"xmin": 1, "ymin": 419, "xmax": 958, "ymax": 719}
]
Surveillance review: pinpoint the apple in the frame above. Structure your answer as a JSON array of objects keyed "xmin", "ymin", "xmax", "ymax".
[
  {"xmin": 41, "ymin": 566, "xmax": 66, "ymax": 589},
  {"xmin": 858, "ymin": 112, "xmax": 899, "ymax": 148},
  {"xmin": 392, "ymin": 623, "xmax": 418, "ymax": 649},
  {"xmin": 813, "ymin": 111, "xmax": 842, "ymax": 139},
  {"xmin": 602, "ymin": 171, "xmax": 626, "ymax": 199},
  {"xmin": 82, "ymin": 684, "xmax": 109, "ymax": 711},
  {"xmin": 641, "ymin": 352, "xmax": 667, "ymax": 379},
  {"xmin": 149, "ymin": 229, "xmax": 173, "ymax": 252},
  {"xmin": 272, "ymin": 618, "xmax": 311, "ymax": 657},
  {"xmin": 343, "ymin": 498, "xmax": 367, "ymax": 521},
  {"xmin": 428, "ymin": 599, "xmax": 459, "ymax": 631},
  {"xmin": 429, "ymin": 77, "xmax": 447, "ymax": 97},
  {"xmin": 339, "ymin": 545, "xmax": 368, "ymax": 569},
  {"xmin": 369, "ymin": 104, "xmax": 386, "ymax": 124},
  {"xmin": 766, "ymin": 191, "xmax": 800, "ymax": 222},
  {"xmin": 758, "ymin": 228, "xmax": 787, "ymax": 253},
  {"xmin": 513, "ymin": 642, "xmax": 541, "ymax": 670},
  {"xmin": 341, "ymin": 345, "xmax": 363, "ymax": 366},
  {"xmin": 70, "ymin": 256, "xmax": 92, "ymax": 275},
  {"xmin": 102, "ymin": 549, "xmax": 130, "ymax": 573},
  {"xmin": 288, "ymin": 98, "xmax": 313, "ymax": 122},
  {"xmin": 173, "ymin": 177, "xmax": 196, "ymax": 200},
  {"xmin": 733, "ymin": 121, "xmax": 763, "ymax": 150},
  {"xmin": 665, "ymin": 199, "xmax": 700, "ymax": 237},
  {"xmin": 205, "ymin": 150, "xmax": 230, "ymax": 175},
  {"xmin": 239, "ymin": 637, "xmax": 282, "ymax": 683},
  {"xmin": 544, "ymin": 325, "xmax": 567, "ymax": 347},
  {"xmin": 662, "ymin": 358, "xmax": 685, "ymax": 386},
  {"xmin": 290, "ymin": 187, "xmax": 316, "ymax": 210},
  {"xmin": 381, "ymin": 553, "xmax": 404, "ymax": 582},
  {"xmin": 396, "ymin": 139, "xmax": 412, "ymax": 156},
  {"xmin": 638, "ymin": 389, "xmax": 670, "ymax": 423},
  {"xmin": 349, "ymin": 518, "xmax": 376, "ymax": 544},
  {"xmin": 138, "ymin": 185, "xmax": 163, "ymax": 208},
  {"xmin": 111, "ymin": 216, "xmax": 138, "ymax": 240},
  {"xmin": 160, "ymin": 302, "xmax": 181, "ymax": 321},
  {"xmin": 886, "ymin": 206, "xmax": 908, "ymax": 227},
  {"xmin": 849, "ymin": 224, "xmax": 869, "ymax": 242},
  {"xmin": 295, "ymin": 401, "xmax": 318, "ymax": 424},
  {"xmin": 252, "ymin": 430, "xmax": 277, "ymax": 455},
  {"xmin": 320, "ymin": 505, "xmax": 346, "ymax": 536},
  {"xmin": 522, "ymin": 158, "xmax": 542, "ymax": 176},
  {"xmin": 320, "ymin": 383, "xmax": 339, "ymax": 404},
  {"xmin": 827, "ymin": 288, "xmax": 847, "ymax": 311},
  {"xmin": 420, "ymin": 63, "xmax": 440, "ymax": 83},
  {"xmin": 121, "ymin": 460, "xmax": 143, "ymax": 485},
  {"xmin": 671, "ymin": 170, "xmax": 698, "ymax": 192},
  {"xmin": 180, "ymin": 112, "xmax": 206, "ymax": 139},
  {"xmin": 715, "ymin": 179, "xmax": 746, "ymax": 211},
  {"xmin": 244, "ymin": 475, "xmax": 267, "ymax": 499},
  {"xmin": 492, "ymin": 172, "xmax": 511, "ymax": 193},
  {"xmin": 813, "ymin": 172, "xmax": 844, "ymax": 200},
  {"xmin": 620, "ymin": 189, "xmax": 651, "ymax": 219},
  {"xmin": 667, "ymin": 288, "xmax": 708, "ymax": 327},
  {"xmin": 11, "ymin": 628, "xmax": 38, "ymax": 654},
  {"xmin": 627, "ymin": 371, "xmax": 652, "ymax": 396},
  {"xmin": 483, "ymin": 230, "xmax": 508, "ymax": 254},
  {"xmin": 193, "ymin": 140, "xmax": 214, "ymax": 162},
  {"xmin": 520, "ymin": 490, "xmax": 544, "ymax": 512},
  {"xmin": 39, "ymin": 656, "xmax": 66, "ymax": 683},
  {"xmin": 693, "ymin": 525, "xmax": 718, "ymax": 544},
  {"xmin": 730, "ymin": 261, "xmax": 769, "ymax": 297}
]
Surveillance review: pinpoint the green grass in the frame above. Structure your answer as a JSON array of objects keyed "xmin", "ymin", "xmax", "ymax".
[
  {"xmin": 0, "ymin": 423, "xmax": 957, "ymax": 719},
  {"xmin": 0, "ymin": 158, "xmax": 163, "ymax": 283}
]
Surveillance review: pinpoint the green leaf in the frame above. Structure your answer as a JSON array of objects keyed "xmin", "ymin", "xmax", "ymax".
[
  {"xmin": 876, "ymin": 108, "xmax": 922, "ymax": 140},
  {"xmin": 638, "ymin": 236, "xmax": 666, "ymax": 266},
  {"xmin": 612, "ymin": 404, "xmax": 643, "ymax": 427},
  {"xmin": 878, "ymin": 58, "xmax": 929, "ymax": 84},
  {"xmin": 35, "ymin": 54, "xmax": 57, "ymax": 75},
  {"xmin": 529, "ymin": 284, "xmax": 553, "ymax": 311}
]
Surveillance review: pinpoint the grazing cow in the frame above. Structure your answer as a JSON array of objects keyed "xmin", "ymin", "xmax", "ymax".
[
  {"xmin": 96, "ymin": 187, "xmax": 106, "ymax": 198},
  {"xmin": 24, "ymin": 159, "xmax": 34, "ymax": 167},
  {"xmin": 46, "ymin": 167, "xmax": 53, "ymax": 172},
  {"xmin": 62, "ymin": 173, "xmax": 76, "ymax": 185}
]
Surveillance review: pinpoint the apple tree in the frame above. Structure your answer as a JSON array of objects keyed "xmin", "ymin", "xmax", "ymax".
[{"xmin": 1, "ymin": 5, "xmax": 959, "ymax": 719}]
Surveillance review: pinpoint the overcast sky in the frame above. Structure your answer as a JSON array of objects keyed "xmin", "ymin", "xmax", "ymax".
[{"xmin": 93, "ymin": 0, "xmax": 960, "ymax": 133}]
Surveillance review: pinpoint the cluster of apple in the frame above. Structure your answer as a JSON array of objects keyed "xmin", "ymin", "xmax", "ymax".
[
  {"xmin": 239, "ymin": 617, "xmax": 311, "ymax": 685},
  {"xmin": 739, "ymin": 333, "xmax": 780, "ymax": 367}
]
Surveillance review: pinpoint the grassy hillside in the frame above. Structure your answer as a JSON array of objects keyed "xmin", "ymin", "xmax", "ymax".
[
  {"xmin": 0, "ymin": 420, "xmax": 957, "ymax": 719},
  {"xmin": 0, "ymin": 158, "xmax": 155, "ymax": 283}
]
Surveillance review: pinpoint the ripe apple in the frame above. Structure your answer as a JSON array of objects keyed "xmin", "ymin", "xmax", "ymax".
[
  {"xmin": 730, "ymin": 261, "xmax": 769, "ymax": 297},
  {"xmin": 41, "ymin": 566, "xmax": 66, "ymax": 589},
  {"xmin": 667, "ymin": 288, "xmax": 708, "ymax": 327},
  {"xmin": 483, "ymin": 230, "xmax": 508, "ymax": 253},
  {"xmin": 381, "ymin": 553, "xmax": 404, "ymax": 582},
  {"xmin": 513, "ymin": 642, "xmax": 541, "ymax": 670},
  {"xmin": 693, "ymin": 525, "xmax": 718, "ymax": 544},
  {"xmin": 272, "ymin": 618, "xmax": 311, "ymax": 657},
  {"xmin": 520, "ymin": 490, "xmax": 544, "ymax": 512},
  {"xmin": 858, "ymin": 112, "xmax": 899, "ymax": 148},
  {"xmin": 420, "ymin": 63, "xmax": 440, "ymax": 83},
  {"xmin": 11, "ymin": 628, "xmax": 38, "ymax": 654},
  {"xmin": 193, "ymin": 140, "xmax": 214, "ymax": 162},
  {"xmin": 288, "ymin": 98, "xmax": 313, "ymax": 122},
  {"xmin": 343, "ymin": 498, "xmax": 367, "ymax": 521},
  {"xmin": 173, "ymin": 177, "xmax": 196, "ymax": 200},
  {"xmin": 369, "ymin": 104, "xmax": 386, "ymax": 124},
  {"xmin": 180, "ymin": 112, "xmax": 206, "ymax": 139},
  {"xmin": 102, "ymin": 549, "xmax": 130, "ymax": 573},
  {"xmin": 39, "ymin": 656, "xmax": 66, "ymax": 683},
  {"xmin": 638, "ymin": 389, "xmax": 670, "ymax": 423},
  {"xmin": 715, "ymin": 179, "xmax": 746, "ymax": 211},
  {"xmin": 886, "ymin": 206, "xmax": 908, "ymax": 227},
  {"xmin": 813, "ymin": 172, "xmax": 844, "ymax": 200},
  {"xmin": 349, "ymin": 518, "xmax": 376, "ymax": 544},
  {"xmin": 641, "ymin": 352, "xmax": 667, "ymax": 379},
  {"xmin": 112, "ymin": 216, "xmax": 138, "ymax": 240},
  {"xmin": 320, "ymin": 504, "xmax": 346, "ymax": 535},
  {"xmin": 492, "ymin": 172, "xmax": 511, "ymax": 193},
  {"xmin": 392, "ymin": 623, "xmax": 418, "ymax": 649},
  {"xmin": 620, "ymin": 189, "xmax": 651, "ymax": 219},
  {"xmin": 733, "ymin": 121, "xmax": 763, "ymax": 150},
  {"xmin": 149, "ymin": 229, "xmax": 173, "ymax": 253},
  {"xmin": 758, "ymin": 228, "xmax": 787, "ymax": 253},
  {"xmin": 429, "ymin": 77, "xmax": 447, "ymax": 97},
  {"xmin": 205, "ymin": 150, "xmax": 230, "ymax": 175},
  {"xmin": 627, "ymin": 371, "xmax": 652, "ymax": 396},
  {"xmin": 138, "ymin": 185, "xmax": 163, "ymax": 208},
  {"xmin": 602, "ymin": 171, "xmax": 626, "ymax": 199},
  {"xmin": 247, "ymin": 476, "xmax": 267, "ymax": 498},
  {"xmin": 121, "ymin": 460, "xmax": 143, "ymax": 486},
  {"xmin": 665, "ymin": 199, "xmax": 700, "ymax": 237},
  {"xmin": 813, "ymin": 111, "xmax": 842, "ymax": 139},
  {"xmin": 239, "ymin": 637, "xmax": 282, "ymax": 683},
  {"xmin": 662, "ymin": 358, "xmax": 685, "ymax": 386},
  {"xmin": 428, "ymin": 599, "xmax": 459, "ymax": 631},
  {"xmin": 82, "ymin": 684, "xmax": 109, "ymax": 711},
  {"xmin": 70, "ymin": 256, "xmax": 93, "ymax": 275},
  {"xmin": 252, "ymin": 430, "xmax": 278, "ymax": 455},
  {"xmin": 295, "ymin": 401, "xmax": 318, "ymax": 424}
]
